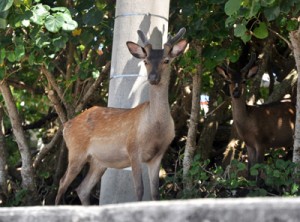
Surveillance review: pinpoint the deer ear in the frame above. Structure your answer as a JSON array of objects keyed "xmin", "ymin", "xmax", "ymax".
[
  {"xmin": 246, "ymin": 66, "xmax": 258, "ymax": 79},
  {"xmin": 126, "ymin": 41, "xmax": 147, "ymax": 59},
  {"xmin": 169, "ymin": 40, "xmax": 188, "ymax": 58},
  {"xmin": 216, "ymin": 66, "xmax": 230, "ymax": 81}
]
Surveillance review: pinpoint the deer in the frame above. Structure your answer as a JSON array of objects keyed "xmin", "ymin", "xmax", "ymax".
[
  {"xmin": 55, "ymin": 28, "xmax": 188, "ymax": 205},
  {"xmin": 216, "ymin": 54, "xmax": 295, "ymax": 173}
]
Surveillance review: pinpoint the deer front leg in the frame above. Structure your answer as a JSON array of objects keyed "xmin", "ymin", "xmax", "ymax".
[
  {"xmin": 246, "ymin": 145, "xmax": 256, "ymax": 175},
  {"xmin": 130, "ymin": 155, "xmax": 144, "ymax": 201},
  {"xmin": 147, "ymin": 155, "xmax": 163, "ymax": 200},
  {"xmin": 256, "ymin": 145, "xmax": 265, "ymax": 164}
]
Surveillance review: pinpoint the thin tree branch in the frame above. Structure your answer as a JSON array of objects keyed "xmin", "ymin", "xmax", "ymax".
[
  {"xmin": 75, "ymin": 61, "xmax": 111, "ymax": 112},
  {"xmin": 41, "ymin": 65, "xmax": 73, "ymax": 118},
  {"xmin": 33, "ymin": 127, "xmax": 63, "ymax": 168},
  {"xmin": 269, "ymin": 28, "xmax": 292, "ymax": 50},
  {"xmin": 47, "ymin": 90, "xmax": 67, "ymax": 124},
  {"xmin": 5, "ymin": 112, "xmax": 58, "ymax": 136}
]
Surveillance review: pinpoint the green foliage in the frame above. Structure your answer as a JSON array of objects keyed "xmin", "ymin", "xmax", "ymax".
[
  {"xmin": 162, "ymin": 151, "xmax": 300, "ymax": 200},
  {"xmin": 7, "ymin": 189, "xmax": 28, "ymax": 206},
  {"xmin": 0, "ymin": 0, "xmax": 113, "ymax": 205},
  {"xmin": 0, "ymin": 0, "xmax": 13, "ymax": 12},
  {"xmin": 253, "ymin": 22, "xmax": 269, "ymax": 39},
  {"xmin": 224, "ymin": 0, "xmax": 300, "ymax": 42}
]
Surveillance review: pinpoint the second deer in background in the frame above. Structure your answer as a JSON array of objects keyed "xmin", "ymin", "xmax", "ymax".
[{"xmin": 216, "ymin": 54, "xmax": 295, "ymax": 172}]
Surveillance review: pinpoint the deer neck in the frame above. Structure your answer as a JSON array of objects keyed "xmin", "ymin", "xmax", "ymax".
[
  {"xmin": 231, "ymin": 94, "xmax": 249, "ymax": 125},
  {"xmin": 148, "ymin": 75, "xmax": 171, "ymax": 123}
]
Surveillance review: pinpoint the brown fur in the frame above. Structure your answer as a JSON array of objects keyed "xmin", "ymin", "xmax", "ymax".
[
  {"xmin": 217, "ymin": 65, "xmax": 295, "ymax": 171},
  {"xmin": 55, "ymin": 29, "xmax": 188, "ymax": 205}
]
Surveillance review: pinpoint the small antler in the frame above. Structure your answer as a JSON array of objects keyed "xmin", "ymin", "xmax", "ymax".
[
  {"xmin": 241, "ymin": 53, "xmax": 256, "ymax": 73},
  {"xmin": 165, "ymin": 28, "xmax": 186, "ymax": 47},
  {"xmin": 163, "ymin": 28, "xmax": 186, "ymax": 55}
]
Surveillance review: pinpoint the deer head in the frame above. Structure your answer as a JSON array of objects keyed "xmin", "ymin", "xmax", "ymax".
[
  {"xmin": 216, "ymin": 53, "xmax": 259, "ymax": 98},
  {"xmin": 126, "ymin": 28, "xmax": 188, "ymax": 85}
]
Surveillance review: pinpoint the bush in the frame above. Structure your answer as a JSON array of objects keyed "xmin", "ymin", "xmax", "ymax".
[{"xmin": 161, "ymin": 150, "xmax": 300, "ymax": 200}]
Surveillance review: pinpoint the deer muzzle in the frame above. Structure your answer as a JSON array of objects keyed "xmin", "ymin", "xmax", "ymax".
[
  {"xmin": 232, "ymin": 87, "xmax": 241, "ymax": 98},
  {"xmin": 148, "ymin": 72, "xmax": 161, "ymax": 85}
]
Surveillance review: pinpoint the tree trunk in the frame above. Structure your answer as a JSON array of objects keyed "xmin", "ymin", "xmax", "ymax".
[
  {"xmin": 0, "ymin": 80, "xmax": 37, "ymax": 204},
  {"xmin": 182, "ymin": 45, "xmax": 202, "ymax": 190},
  {"xmin": 198, "ymin": 72, "xmax": 229, "ymax": 161},
  {"xmin": 290, "ymin": 28, "xmax": 300, "ymax": 170},
  {"xmin": 0, "ymin": 106, "xmax": 8, "ymax": 205}
]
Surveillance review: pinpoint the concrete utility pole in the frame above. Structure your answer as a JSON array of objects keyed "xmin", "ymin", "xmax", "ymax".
[{"xmin": 100, "ymin": 0, "xmax": 170, "ymax": 204}]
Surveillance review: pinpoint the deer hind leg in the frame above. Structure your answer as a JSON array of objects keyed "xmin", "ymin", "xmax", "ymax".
[
  {"xmin": 146, "ymin": 155, "xmax": 163, "ymax": 200},
  {"xmin": 55, "ymin": 155, "xmax": 87, "ymax": 205},
  {"xmin": 76, "ymin": 158, "xmax": 107, "ymax": 205}
]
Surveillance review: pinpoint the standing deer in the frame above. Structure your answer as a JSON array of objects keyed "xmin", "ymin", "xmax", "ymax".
[
  {"xmin": 55, "ymin": 28, "xmax": 188, "ymax": 205},
  {"xmin": 216, "ymin": 54, "xmax": 295, "ymax": 171}
]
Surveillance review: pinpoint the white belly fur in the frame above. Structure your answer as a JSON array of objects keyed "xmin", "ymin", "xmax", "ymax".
[{"xmin": 88, "ymin": 136, "xmax": 130, "ymax": 169}]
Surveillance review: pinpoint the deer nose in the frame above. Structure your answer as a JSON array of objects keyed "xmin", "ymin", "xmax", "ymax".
[
  {"xmin": 232, "ymin": 87, "xmax": 241, "ymax": 98},
  {"xmin": 148, "ymin": 73, "xmax": 160, "ymax": 85}
]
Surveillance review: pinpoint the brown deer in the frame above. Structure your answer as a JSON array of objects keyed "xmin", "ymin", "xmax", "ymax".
[
  {"xmin": 216, "ymin": 54, "xmax": 295, "ymax": 172},
  {"xmin": 55, "ymin": 28, "xmax": 188, "ymax": 205}
]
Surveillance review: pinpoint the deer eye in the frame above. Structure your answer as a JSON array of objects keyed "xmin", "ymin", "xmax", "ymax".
[{"xmin": 163, "ymin": 59, "xmax": 169, "ymax": 64}]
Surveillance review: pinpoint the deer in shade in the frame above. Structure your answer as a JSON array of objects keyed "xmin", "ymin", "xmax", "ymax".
[
  {"xmin": 216, "ymin": 54, "xmax": 295, "ymax": 172},
  {"xmin": 55, "ymin": 28, "xmax": 188, "ymax": 205}
]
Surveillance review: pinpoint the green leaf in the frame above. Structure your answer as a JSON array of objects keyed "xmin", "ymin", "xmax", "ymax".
[
  {"xmin": 253, "ymin": 22, "xmax": 269, "ymax": 39},
  {"xmin": 0, "ymin": 18, "xmax": 7, "ymax": 29},
  {"xmin": 0, "ymin": 8, "xmax": 9, "ymax": 29},
  {"xmin": 237, "ymin": 162, "xmax": 247, "ymax": 171},
  {"xmin": 264, "ymin": 6, "xmax": 280, "ymax": 21},
  {"xmin": 273, "ymin": 169, "xmax": 281, "ymax": 178},
  {"xmin": 62, "ymin": 19, "xmax": 78, "ymax": 31},
  {"xmin": 0, "ymin": 48, "xmax": 5, "ymax": 61},
  {"xmin": 30, "ymin": 4, "xmax": 50, "ymax": 25},
  {"xmin": 234, "ymin": 23, "xmax": 247, "ymax": 37},
  {"xmin": 0, "ymin": 0, "xmax": 13, "ymax": 12},
  {"xmin": 28, "ymin": 53, "xmax": 35, "ymax": 65},
  {"xmin": 224, "ymin": 0, "xmax": 242, "ymax": 16},
  {"xmin": 52, "ymin": 35, "xmax": 67, "ymax": 50},
  {"xmin": 7, "ymin": 51, "xmax": 16, "ymax": 62},
  {"xmin": 261, "ymin": 0, "xmax": 276, "ymax": 7},
  {"xmin": 50, "ymin": 7, "xmax": 68, "ymax": 13},
  {"xmin": 287, "ymin": 20, "xmax": 299, "ymax": 31},
  {"xmin": 0, "ymin": 67, "xmax": 5, "ymax": 79},
  {"xmin": 35, "ymin": 33, "xmax": 51, "ymax": 48},
  {"xmin": 275, "ymin": 159, "xmax": 285, "ymax": 169},
  {"xmin": 92, "ymin": 70, "xmax": 100, "ymax": 78},
  {"xmin": 291, "ymin": 183, "xmax": 299, "ymax": 194},
  {"xmin": 80, "ymin": 31, "xmax": 94, "ymax": 45},
  {"xmin": 15, "ymin": 45, "xmax": 25, "ymax": 61},
  {"xmin": 249, "ymin": 1, "xmax": 261, "ymax": 18},
  {"xmin": 82, "ymin": 7, "xmax": 103, "ymax": 26},
  {"xmin": 44, "ymin": 14, "xmax": 64, "ymax": 33}
]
